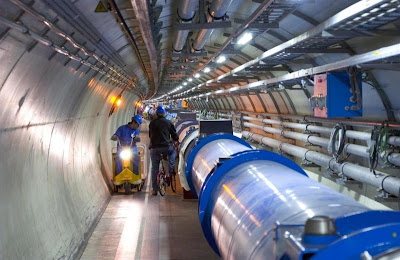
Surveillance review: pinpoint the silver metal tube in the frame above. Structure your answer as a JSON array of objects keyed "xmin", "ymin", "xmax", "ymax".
[
  {"xmin": 211, "ymin": 160, "xmax": 368, "ymax": 259},
  {"xmin": 172, "ymin": 0, "xmax": 198, "ymax": 55},
  {"xmin": 388, "ymin": 152, "xmax": 400, "ymax": 167},
  {"xmin": 244, "ymin": 122, "xmax": 400, "ymax": 167},
  {"xmin": 242, "ymin": 131, "xmax": 400, "ymax": 197},
  {"xmin": 191, "ymin": 139, "xmax": 250, "ymax": 195},
  {"xmin": 242, "ymin": 116, "xmax": 400, "ymax": 147},
  {"xmin": 192, "ymin": 0, "xmax": 233, "ymax": 51}
]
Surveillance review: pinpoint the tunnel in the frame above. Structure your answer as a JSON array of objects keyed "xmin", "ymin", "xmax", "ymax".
[{"xmin": 1, "ymin": 0, "xmax": 400, "ymax": 259}]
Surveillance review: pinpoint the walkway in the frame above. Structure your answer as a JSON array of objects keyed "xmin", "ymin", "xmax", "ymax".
[{"xmin": 80, "ymin": 121, "xmax": 218, "ymax": 260}]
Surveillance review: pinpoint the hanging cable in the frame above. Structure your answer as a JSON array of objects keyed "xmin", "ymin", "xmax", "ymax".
[
  {"xmin": 369, "ymin": 125, "xmax": 387, "ymax": 176},
  {"xmin": 347, "ymin": 66, "xmax": 362, "ymax": 111},
  {"xmin": 328, "ymin": 124, "xmax": 346, "ymax": 162},
  {"xmin": 378, "ymin": 126, "xmax": 390, "ymax": 166}
]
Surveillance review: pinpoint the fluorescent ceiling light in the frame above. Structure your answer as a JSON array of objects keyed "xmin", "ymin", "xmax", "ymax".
[
  {"xmin": 237, "ymin": 32, "xmax": 252, "ymax": 45},
  {"xmin": 204, "ymin": 67, "xmax": 211, "ymax": 73},
  {"xmin": 216, "ymin": 56, "xmax": 226, "ymax": 63},
  {"xmin": 188, "ymin": 78, "xmax": 193, "ymax": 82},
  {"xmin": 194, "ymin": 73, "xmax": 200, "ymax": 78},
  {"xmin": 183, "ymin": 82, "xmax": 188, "ymax": 85}
]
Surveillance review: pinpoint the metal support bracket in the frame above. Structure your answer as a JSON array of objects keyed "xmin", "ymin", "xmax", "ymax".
[
  {"xmin": 301, "ymin": 159, "xmax": 320, "ymax": 168},
  {"xmin": 322, "ymin": 169, "xmax": 338, "ymax": 179},
  {"xmin": 171, "ymin": 52, "xmax": 208, "ymax": 57},
  {"xmin": 375, "ymin": 189, "xmax": 399, "ymax": 202},
  {"xmin": 174, "ymin": 21, "xmax": 232, "ymax": 30},
  {"xmin": 336, "ymin": 174, "xmax": 363, "ymax": 189}
]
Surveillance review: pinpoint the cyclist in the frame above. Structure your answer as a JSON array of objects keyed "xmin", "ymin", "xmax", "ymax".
[
  {"xmin": 111, "ymin": 115, "xmax": 142, "ymax": 175},
  {"xmin": 149, "ymin": 105, "xmax": 178, "ymax": 195}
]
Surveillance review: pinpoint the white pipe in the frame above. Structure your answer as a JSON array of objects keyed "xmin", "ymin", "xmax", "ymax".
[
  {"xmin": 172, "ymin": 0, "xmax": 198, "ymax": 59},
  {"xmin": 192, "ymin": 0, "xmax": 233, "ymax": 51},
  {"xmin": 242, "ymin": 131, "xmax": 400, "ymax": 197},
  {"xmin": 242, "ymin": 115, "xmax": 400, "ymax": 147},
  {"xmin": 243, "ymin": 122, "xmax": 400, "ymax": 167}
]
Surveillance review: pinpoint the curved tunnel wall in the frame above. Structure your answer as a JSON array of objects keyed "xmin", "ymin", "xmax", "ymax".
[{"xmin": 0, "ymin": 31, "xmax": 138, "ymax": 259}]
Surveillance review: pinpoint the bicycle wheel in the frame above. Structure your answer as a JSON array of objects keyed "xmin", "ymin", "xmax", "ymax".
[
  {"xmin": 170, "ymin": 173, "xmax": 176, "ymax": 193},
  {"xmin": 159, "ymin": 173, "xmax": 166, "ymax": 196}
]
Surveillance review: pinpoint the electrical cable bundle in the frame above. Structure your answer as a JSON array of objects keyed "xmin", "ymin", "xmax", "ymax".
[
  {"xmin": 328, "ymin": 124, "xmax": 346, "ymax": 162},
  {"xmin": 347, "ymin": 66, "xmax": 362, "ymax": 111},
  {"xmin": 369, "ymin": 125, "xmax": 390, "ymax": 175}
]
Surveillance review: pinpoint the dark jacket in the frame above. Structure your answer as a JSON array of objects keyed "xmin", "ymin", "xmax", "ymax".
[{"xmin": 149, "ymin": 117, "xmax": 178, "ymax": 148}]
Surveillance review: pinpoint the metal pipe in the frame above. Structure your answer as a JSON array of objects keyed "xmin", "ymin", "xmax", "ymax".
[
  {"xmin": 108, "ymin": 0, "xmax": 151, "ymax": 83},
  {"xmin": 244, "ymin": 121, "xmax": 400, "ymax": 167},
  {"xmin": 211, "ymin": 159, "xmax": 368, "ymax": 259},
  {"xmin": 178, "ymin": 129, "xmax": 400, "ymax": 258},
  {"xmin": 242, "ymin": 116, "xmax": 400, "ymax": 147},
  {"xmin": 192, "ymin": 0, "xmax": 233, "ymax": 51},
  {"xmin": 191, "ymin": 0, "xmax": 275, "ymax": 75},
  {"xmin": 242, "ymin": 131, "xmax": 400, "ymax": 197},
  {"xmin": 8, "ymin": 0, "xmax": 133, "ymax": 84},
  {"xmin": 178, "ymin": 129, "xmax": 199, "ymax": 191},
  {"xmin": 191, "ymin": 0, "xmax": 394, "ymax": 89},
  {"xmin": 190, "ymin": 137, "xmax": 250, "ymax": 195},
  {"xmin": 172, "ymin": 0, "xmax": 198, "ymax": 56},
  {"xmin": 0, "ymin": 14, "xmax": 128, "ymax": 87}
]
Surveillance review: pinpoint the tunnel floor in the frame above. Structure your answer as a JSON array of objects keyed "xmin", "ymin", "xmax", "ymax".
[{"xmin": 80, "ymin": 121, "xmax": 218, "ymax": 260}]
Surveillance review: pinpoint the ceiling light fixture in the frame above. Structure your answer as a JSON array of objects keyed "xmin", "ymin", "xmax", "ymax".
[
  {"xmin": 183, "ymin": 82, "xmax": 188, "ymax": 86},
  {"xmin": 188, "ymin": 78, "xmax": 193, "ymax": 82},
  {"xmin": 216, "ymin": 56, "xmax": 226, "ymax": 63},
  {"xmin": 204, "ymin": 67, "xmax": 211, "ymax": 73},
  {"xmin": 237, "ymin": 32, "xmax": 253, "ymax": 45},
  {"xmin": 194, "ymin": 73, "xmax": 200, "ymax": 78}
]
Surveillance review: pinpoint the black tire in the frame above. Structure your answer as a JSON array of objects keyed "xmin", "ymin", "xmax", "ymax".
[
  {"xmin": 159, "ymin": 176, "xmax": 166, "ymax": 196},
  {"xmin": 170, "ymin": 173, "xmax": 176, "ymax": 193},
  {"xmin": 124, "ymin": 182, "xmax": 131, "ymax": 195},
  {"xmin": 114, "ymin": 185, "xmax": 119, "ymax": 193}
]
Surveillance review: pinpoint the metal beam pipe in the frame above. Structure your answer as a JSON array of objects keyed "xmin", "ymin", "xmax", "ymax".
[
  {"xmin": 172, "ymin": 0, "xmax": 198, "ymax": 59},
  {"xmin": 189, "ymin": 136, "xmax": 251, "ymax": 195},
  {"xmin": 242, "ymin": 131, "xmax": 400, "ymax": 197},
  {"xmin": 192, "ymin": 0, "xmax": 233, "ymax": 51},
  {"xmin": 211, "ymin": 158, "xmax": 368, "ymax": 259}
]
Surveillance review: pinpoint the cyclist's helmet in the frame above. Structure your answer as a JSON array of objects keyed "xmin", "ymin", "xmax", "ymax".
[
  {"xmin": 156, "ymin": 105, "xmax": 166, "ymax": 115},
  {"xmin": 132, "ymin": 115, "xmax": 143, "ymax": 125}
]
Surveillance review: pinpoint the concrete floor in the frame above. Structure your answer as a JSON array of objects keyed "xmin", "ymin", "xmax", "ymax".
[{"xmin": 80, "ymin": 121, "xmax": 218, "ymax": 260}]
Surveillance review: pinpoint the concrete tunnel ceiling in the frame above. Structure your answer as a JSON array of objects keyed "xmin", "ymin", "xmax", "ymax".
[{"xmin": 0, "ymin": 0, "xmax": 400, "ymax": 259}]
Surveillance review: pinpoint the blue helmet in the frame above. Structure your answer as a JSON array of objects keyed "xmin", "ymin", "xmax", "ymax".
[
  {"xmin": 132, "ymin": 115, "xmax": 142, "ymax": 125},
  {"xmin": 156, "ymin": 105, "xmax": 166, "ymax": 115}
]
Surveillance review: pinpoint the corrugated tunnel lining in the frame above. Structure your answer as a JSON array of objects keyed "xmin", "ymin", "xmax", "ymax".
[{"xmin": 0, "ymin": 30, "xmax": 138, "ymax": 259}]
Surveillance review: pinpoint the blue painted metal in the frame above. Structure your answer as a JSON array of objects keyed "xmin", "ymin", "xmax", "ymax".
[
  {"xmin": 335, "ymin": 210, "xmax": 400, "ymax": 236},
  {"xmin": 208, "ymin": 159, "xmax": 368, "ymax": 259},
  {"xmin": 185, "ymin": 133, "xmax": 252, "ymax": 196},
  {"xmin": 271, "ymin": 206, "xmax": 400, "ymax": 259},
  {"xmin": 197, "ymin": 149, "xmax": 307, "ymax": 256},
  {"xmin": 312, "ymin": 222, "xmax": 400, "ymax": 259},
  {"xmin": 180, "ymin": 132, "xmax": 400, "ymax": 259},
  {"xmin": 326, "ymin": 72, "xmax": 362, "ymax": 118},
  {"xmin": 303, "ymin": 234, "xmax": 339, "ymax": 246}
]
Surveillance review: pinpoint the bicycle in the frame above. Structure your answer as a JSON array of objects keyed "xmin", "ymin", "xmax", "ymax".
[{"xmin": 156, "ymin": 153, "xmax": 177, "ymax": 196}]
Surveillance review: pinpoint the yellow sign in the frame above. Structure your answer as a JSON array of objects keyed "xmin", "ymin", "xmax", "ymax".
[{"xmin": 95, "ymin": 1, "xmax": 108, "ymax": 12}]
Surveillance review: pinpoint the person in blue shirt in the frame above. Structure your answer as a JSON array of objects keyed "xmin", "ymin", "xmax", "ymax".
[{"xmin": 111, "ymin": 115, "xmax": 142, "ymax": 175}]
